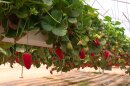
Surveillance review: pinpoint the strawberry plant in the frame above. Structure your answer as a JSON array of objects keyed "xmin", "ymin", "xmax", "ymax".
[{"xmin": 0, "ymin": 0, "xmax": 130, "ymax": 74}]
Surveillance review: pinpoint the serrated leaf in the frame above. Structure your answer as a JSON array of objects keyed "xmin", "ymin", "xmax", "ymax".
[
  {"xmin": 83, "ymin": 17, "xmax": 92, "ymax": 27},
  {"xmin": 16, "ymin": 7, "xmax": 28, "ymax": 18},
  {"xmin": 0, "ymin": 12, "xmax": 4, "ymax": 20},
  {"xmin": 51, "ymin": 10, "xmax": 63, "ymax": 23},
  {"xmin": 71, "ymin": 10, "xmax": 80, "ymax": 17},
  {"xmin": 52, "ymin": 27, "xmax": 67, "ymax": 36},
  {"xmin": 61, "ymin": 35, "xmax": 70, "ymax": 42},
  {"xmin": 80, "ymin": 36, "xmax": 89, "ymax": 46},
  {"xmin": 52, "ymin": 17, "xmax": 68, "ymax": 36},
  {"xmin": 0, "ymin": 47, "xmax": 8, "ymax": 56},
  {"xmin": 61, "ymin": 17, "xmax": 68, "ymax": 29},
  {"xmin": 68, "ymin": 18, "xmax": 77, "ymax": 23},
  {"xmin": 43, "ymin": 0, "xmax": 53, "ymax": 6},
  {"xmin": 115, "ymin": 21, "xmax": 121, "ymax": 25},
  {"xmin": 104, "ymin": 16, "xmax": 112, "ymax": 22},
  {"xmin": 41, "ymin": 22, "xmax": 53, "ymax": 31}
]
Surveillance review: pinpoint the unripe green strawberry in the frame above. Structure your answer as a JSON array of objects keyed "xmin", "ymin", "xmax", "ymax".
[{"xmin": 67, "ymin": 42, "xmax": 73, "ymax": 50}]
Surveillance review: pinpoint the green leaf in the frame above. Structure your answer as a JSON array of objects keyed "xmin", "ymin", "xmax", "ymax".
[
  {"xmin": 100, "ymin": 39, "xmax": 107, "ymax": 46},
  {"xmin": 30, "ymin": 8, "xmax": 38, "ymax": 15},
  {"xmin": 52, "ymin": 27, "xmax": 67, "ymax": 36},
  {"xmin": 0, "ymin": 47, "xmax": 8, "ymax": 56},
  {"xmin": 86, "ymin": 5, "xmax": 97, "ymax": 13},
  {"xmin": 61, "ymin": 35, "xmax": 70, "ymax": 42},
  {"xmin": 16, "ymin": 7, "xmax": 28, "ymax": 18},
  {"xmin": 51, "ymin": 10, "xmax": 63, "ymax": 23},
  {"xmin": 83, "ymin": 17, "xmax": 92, "ymax": 27},
  {"xmin": 42, "ymin": 15, "xmax": 53, "ymax": 24},
  {"xmin": 104, "ymin": 16, "xmax": 112, "ymax": 22},
  {"xmin": 41, "ymin": 22, "xmax": 53, "ymax": 31},
  {"xmin": 5, "ymin": 27, "xmax": 25, "ymax": 38},
  {"xmin": 52, "ymin": 17, "xmax": 68, "ymax": 36},
  {"xmin": 0, "ymin": 42, "xmax": 13, "ymax": 49},
  {"xmin": 81, "ymin": 36, "xmax": 89, "ymax": 46},
  {"xmin": 42, "ymin": 0, "xmax": 53, "ymax": 6},
  {"xmin": 68, "ymin": 18, "xmax": 77, "ymax": 23},
  {"xmin": 71, "ymin": 10, "xmax": 80, "ymax": 17},
  {"xmin": 115, "ymin": 21, "xmax": 121, "ymax": 25},
  {"xmin": 0, "ymin": 12, "xmax": 4, "ymax": 20},
  {"xmin": 46, "ymin": 35, "xmax": 56, "ymax": 44}
]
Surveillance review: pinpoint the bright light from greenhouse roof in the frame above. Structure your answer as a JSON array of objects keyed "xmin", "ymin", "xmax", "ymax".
[{"xmin": 86, "ymin": 0, "xmax": 130, "ymax": 37}]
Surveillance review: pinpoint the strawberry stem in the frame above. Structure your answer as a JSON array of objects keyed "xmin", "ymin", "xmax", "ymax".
[{"xmin": 20, "ymin": 66, "xmax": 24, "ymax": 78}]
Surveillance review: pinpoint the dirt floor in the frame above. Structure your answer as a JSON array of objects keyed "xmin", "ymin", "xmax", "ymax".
[{"xmin": 0, "ymin": 64, "xmax": 129, "ymax": 86}]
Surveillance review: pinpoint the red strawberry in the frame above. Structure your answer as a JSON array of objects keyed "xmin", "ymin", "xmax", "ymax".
[
  {"xmin": 55, "ymin": 48, "xmax": 64, "ymax": 60},
  {"xmin": 46, "ymin": 66, "xmax": 49, "ymax": 69},
  {"xmin": 108, "ymin": 61, "xmax": 113, "ymax": 66},
  {"xmin": 86, "ymin": 63, "xmax": 93, "ymax": 67},
  {"xmin": 35, "ymin": 59, "xmax": 39, "ymax": 64},
  {"xmin": 9, "ymin": 14, "xmax": 19, "ymax": 25},
  {"xmin": 72, "ymin": 63, "xmax": 76, "ymax": 67},
  {"xmin": 107, "ymin": 42, "xmax": 111, "ymax": 46},
  {"xmin": 15, "ymin": 51, "xmax": 20, "ymax": 63},
  {"xmin": 91, "ymin": 52, "xmax": 95, "ymax": 58},
  {"xmin": 95, "ymin": 38, "xmax": 100, "ymax": 46},
  {"xmin": 114, "ymin": 48, "xmax": 116, "ymax": 52},
  {"xmin": 52, "ymin": 57, "xmax": 57, "ymax": 61},
  {"xmin": 50, "ymin": 70, "xmax": 53, "ymax": 74},
  {"xmin": 126, "ymin": 52, "xmax": 129, "ymax": 56},
  {"xmin": 79, "ymin": 49, "xmax": 86, "ymax": 59},
  {"xmin": 66, "ymin": 64, "xmax": 69, "ymax": 68},
  {"xmin": 81, "ymin": 63, "xmax": 86, "ymax": 69},
  {"xmin": 0, "ymin": 21, "xmax": 2, "ymax": 26},
  {"xmin": 8, "ymin": 14, "xmax": 19, "ymax": 30},
  {"xmin": 22, "ymin": 53, "xmax": 32, "ymax": 69},
  {"xmin": 115, "ymin": 64, "xmax": 120, "ymax": 68},
  {"xmin": 126, "ymin": 62, "xmax": 129, "ymax": 66},
  {"xmin": 49, "ymin": 48, "xmax": 53, "ymax": 53},
  {"xmin": 15, "ymin": 51, "xmax": 19, "ymax": 56},
  {"xmin": 15, "ymin": 57, "xmax": 19, "ymax": 63},
  {"xmin": 105, "ymin": 50, "xmax": 111, "ymax": 59}
]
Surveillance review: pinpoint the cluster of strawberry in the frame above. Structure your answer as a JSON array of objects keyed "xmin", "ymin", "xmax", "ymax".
[
  {"xmin": 79, "ymin": 38, "xmax": 111, "ymax": 60},
  {"xmin": 15, "ymin": 52, "xmax": 33, "ymax": 69},
  {"xmin": 13, "ymin": 38, "xmax": 126, "ymax": 73}
]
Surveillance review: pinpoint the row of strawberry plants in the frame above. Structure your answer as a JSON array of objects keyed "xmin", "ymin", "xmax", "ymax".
[{"xmin": 0, "ymin": 0, "xmax": 130, "ymax": 74}]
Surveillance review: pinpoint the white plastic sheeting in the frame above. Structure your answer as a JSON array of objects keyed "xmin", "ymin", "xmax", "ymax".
[{"xmin": 86, "ymin": 0, "xmax": 130, "ymax": 37}]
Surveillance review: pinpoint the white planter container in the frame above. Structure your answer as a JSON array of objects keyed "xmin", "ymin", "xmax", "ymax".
[{"xmin": 0, "ymin": 27, "xmax": 52, "ymax": 47}]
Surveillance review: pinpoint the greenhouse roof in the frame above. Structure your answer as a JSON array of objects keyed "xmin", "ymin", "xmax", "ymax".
[{"xmin": 87, "ymin": 0, "xmax": 130, "ymax": 37}]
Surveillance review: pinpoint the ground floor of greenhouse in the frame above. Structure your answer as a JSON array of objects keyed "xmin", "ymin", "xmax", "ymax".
[{"xmin": 0, "ymin": 64, "xmax": 130, "ymax": 86}]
